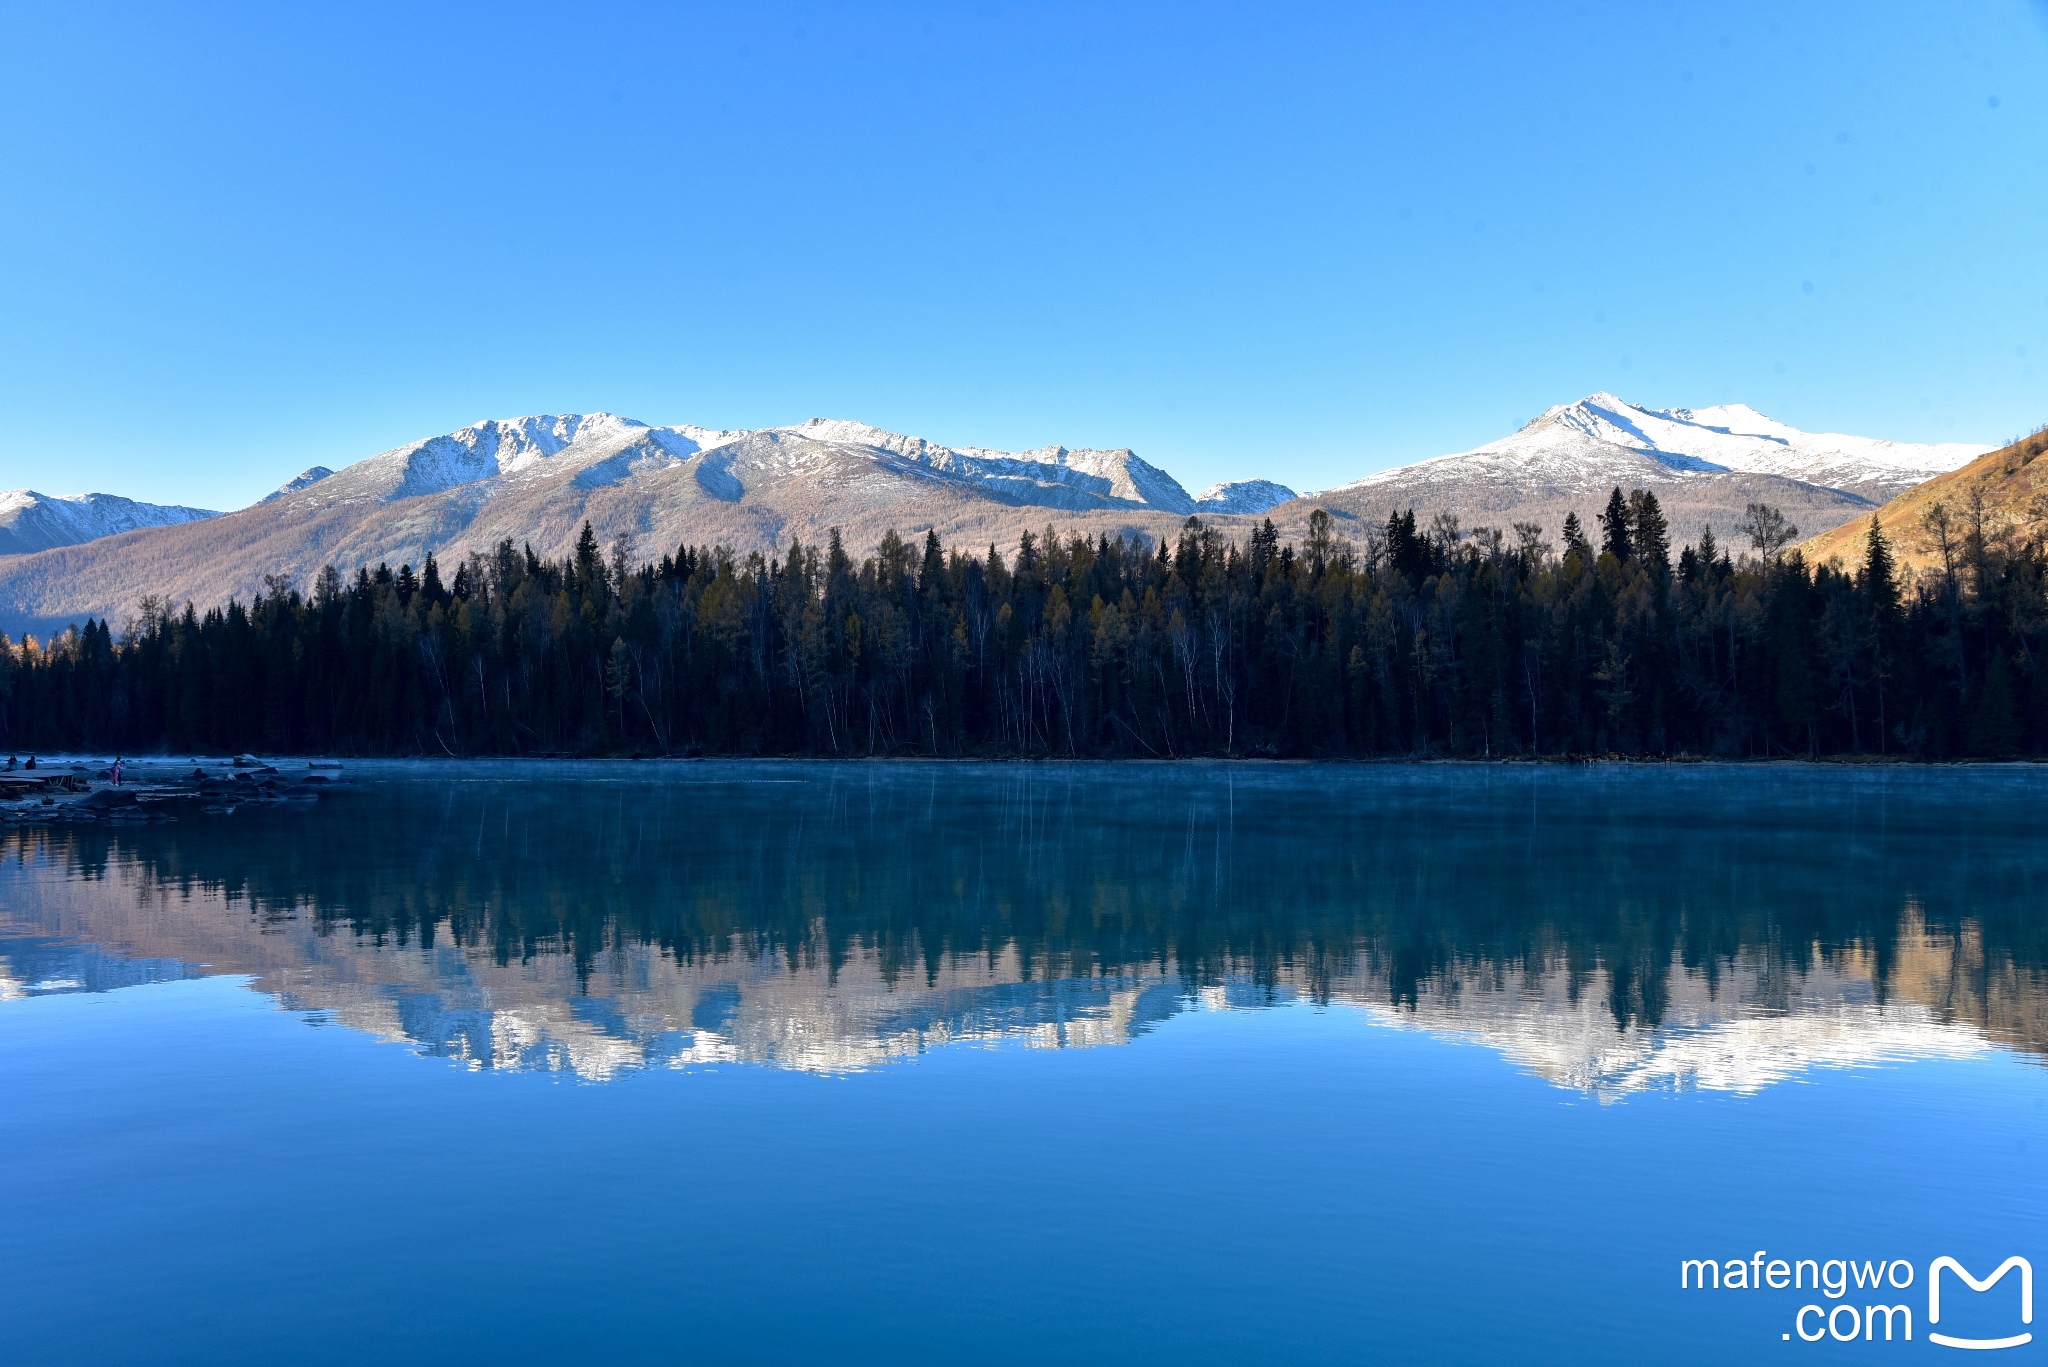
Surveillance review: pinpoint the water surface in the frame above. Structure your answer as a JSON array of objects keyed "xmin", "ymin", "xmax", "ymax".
[{"xmin": 3, "ymin": 763, "xmax": 2045, "ymax": 1364}]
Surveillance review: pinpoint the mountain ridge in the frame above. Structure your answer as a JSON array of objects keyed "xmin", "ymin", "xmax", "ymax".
[
  {"xmin": 1324, "ymin": 392, "xmax": 1984, "ymax": 504},
  {"xmin": 1299, "ymin": 393, "xmax": 1987, "ymax": 554},
  {"xmin": 0, "ymin": 397, "xmax": 1991, "ymax": 638},
  {"xmin": 0, "ymin": 490, "xmax": 217, "ymax": 556}
]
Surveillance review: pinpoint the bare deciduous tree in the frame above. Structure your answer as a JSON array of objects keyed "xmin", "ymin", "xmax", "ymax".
[{"xmin": 1743, "ymin": 503, "xmax": 1797, "ymax": 564}]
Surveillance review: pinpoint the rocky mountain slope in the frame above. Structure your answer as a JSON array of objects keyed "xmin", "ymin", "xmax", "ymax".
[
  {"xmin": 0, "ymin": 398, "xmax": 1988, "ymax": 637},
  {"xmin": 0, "ymin": 415, "xmax": 1299, "ymax": 637},
  {"xmin": 1798, "ymin": 424, "xmax": 2048, "ymax": 576},
  {"xmin": 0, "ymin": 490, "xmax": 216, "ymax": 556}
]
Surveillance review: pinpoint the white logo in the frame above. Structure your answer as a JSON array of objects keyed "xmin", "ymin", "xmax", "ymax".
[
  {"xmin": 1682, "ymin": 1249, "xmax": 2037, "ymax": 1349},
  {"xmin": 1929, "ymin": 1256, "xmax": 2033, "ymax": 1351}
]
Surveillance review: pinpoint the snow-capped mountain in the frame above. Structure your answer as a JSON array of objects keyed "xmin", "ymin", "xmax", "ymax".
[
  {"xmin": 0, "ymin": 413, "xmax": 1280, "ymax": 637},
  {"xmin": 263, "ymin": 412, "xmax": 1226, "ymax": 516},
  {"xmin": 0, "ymin": 490, "xmax": 217, "ymax": 556},
  {"xmin": 0, "ymin": 397, "xmax": 1986, "ymax": 637},
  {"xmin": 1606, "ymin": 399, "xmax": 1985, "ymax": 495},
  {"xmin": 1310, "ymin": 393, "xmax": 1991, "ymax": 551},
  {"xmin": 1196, "ymin": 479, "xmax": 1298, "ymax": 514},
  {"xmin": 259, "ymin": 468, "xmax": 335, "ymax": 502},
  {"xmin": 1329, "ymin": 393, "xmax": 1983, "ymax": 505}
]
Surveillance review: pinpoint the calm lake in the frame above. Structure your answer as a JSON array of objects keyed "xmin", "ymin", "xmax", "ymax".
[{"xmin": 3, "ymin": 762, "xmax": 2044, "ymax": 1365}]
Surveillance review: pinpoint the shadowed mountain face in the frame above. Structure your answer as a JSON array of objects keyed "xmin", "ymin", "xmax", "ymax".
[
  {"xmin": 0, "ymin": 490, "xmax": 216, "ymax": 556},
  {"xmin": 5, "ymin": 763, "xmax": 2044, "ymax": 1092}
]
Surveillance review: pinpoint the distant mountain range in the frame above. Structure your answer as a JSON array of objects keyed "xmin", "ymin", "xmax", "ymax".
[
  {"xmin": 0, "ymin": 398, "xmax": 1991, "ymax": 637},
  {"xmin": 0, "ymin": 490, "xmax": 215, "ymax": 556}
]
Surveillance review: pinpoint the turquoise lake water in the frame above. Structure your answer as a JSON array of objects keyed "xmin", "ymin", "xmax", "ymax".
[{"xmin": 2, "ymin": 762, "xmax": 2045, "ymax": 1364}]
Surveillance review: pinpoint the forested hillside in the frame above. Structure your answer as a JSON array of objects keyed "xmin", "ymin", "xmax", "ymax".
[
  {"xmin": 1801, "ymin": 424, "xmax": 2048, "ymax": 575},
  {"xmin": 2, "ymin": 488, "xmax": 2043, "ymax": 759}
]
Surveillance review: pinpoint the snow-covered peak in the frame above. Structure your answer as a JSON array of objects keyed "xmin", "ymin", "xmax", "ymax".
[
  {"xmin": 778, "ymin": 417, "xmax": 939, "ymax": 456},
  {"xmin": 244, "ymin": 412, "xmax": 1214, "ymax": 517},
  {"xmin": 0, "ymin": 490, "xmax": 218, "ymax": 555},
  {"xmin": 289, "ymin": 413, "xmax": 655, "ymax": 505},
  {"xmin": 261, "ymin": 468, "xmax": 334, "ymax": 503},
  {"xmin": 1334, "ymin": 393, "xmax": 1991, "ymax": 502},
  {"xmin": 647, "ymin": 423, "xmax": 747, "ymax": 459},
  {"xmin": 1533, "ymin": 394, "xmax": 1987, "ymax": 477},
  {"xmin": 1196, "ymin": 479, "xmax": 1297, "ymax": 515},
  {"xmin": 1652, "ymin": 402, "xmax": 1802, "ymax": 445},
  {"xmin": 485, "ymin": 413, "xmax": 643, "ymax": 470},
  {"xmin": 759, "ymin": 419, "xmax": 1199, "ymax": 512}
]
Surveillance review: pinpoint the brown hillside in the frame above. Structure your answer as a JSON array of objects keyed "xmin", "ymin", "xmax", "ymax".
[{"xmin": 1799, "ymin": 424, "xmax": 2048, "ymax": 577}]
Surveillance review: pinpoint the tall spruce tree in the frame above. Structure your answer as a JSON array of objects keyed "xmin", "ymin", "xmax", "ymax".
[
  {"xmin": 1627, "ymin": 490, "xmax": 1671, "ymax": 577},
  {"xmin": 1861, "ymin": 515, "xmax": 1899, "ymax": 752},
  {"xmin": 1561, "ymin": 512, "xmax": 1592, "ymax": 565},
  {"xmin": 1598, "ymin": 488, "xmax": 1633, "ymax": 563}
]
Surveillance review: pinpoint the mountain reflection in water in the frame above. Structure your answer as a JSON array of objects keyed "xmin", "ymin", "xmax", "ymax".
[{"xmin": 2, "ymin": 762, "xmax": 2044, "ymax": 1097}]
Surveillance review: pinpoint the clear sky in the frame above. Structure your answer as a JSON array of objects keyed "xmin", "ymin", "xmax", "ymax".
[{"xmin": 2, "ymin": 1, "xmax": 2044, "ymax": 510}]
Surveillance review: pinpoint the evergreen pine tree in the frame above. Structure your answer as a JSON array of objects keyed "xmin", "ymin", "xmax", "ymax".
[
  {"xmin": 1860, "ymin": 515, "xmax": 1897, "ymax": 620},
  {"xmin": 1386, "ymin": 509, "xmax": 1429, "ymax": 579},
  {"xmin": 1598, "ymin": 488, "xmax": 1633, "ymax": 563},
  {"xmin": 1627, "ymin": 490, "xmax": 1670, "ymax": 576},
  {"xmin": 574, "ymin": 522, "xmax": 603, "ymax": 593},
  {"xmin": 1860, "ymin": 515, "xmax": 1899, "ymax": 752},
  {"xmin": 1971, "ymin": 651, "xmax": 2022, "ymax": 756},
  {"xmin": 1561, "ymin": 512, "xmax": 1592, "ymax": 565}
]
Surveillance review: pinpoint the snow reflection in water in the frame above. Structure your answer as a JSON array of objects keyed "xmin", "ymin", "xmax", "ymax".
[{"xmin": 3, "ymin": 761, "xmax": 2044, "ymax": 1094}]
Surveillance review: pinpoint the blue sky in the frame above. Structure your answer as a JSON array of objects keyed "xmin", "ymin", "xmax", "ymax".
[{"xmin": 1, "ymin": 1, "xmax": 2044, "ymax": 509}]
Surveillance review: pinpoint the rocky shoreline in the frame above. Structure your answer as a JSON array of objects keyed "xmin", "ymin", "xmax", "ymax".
[{"xmin": 0, "ymin": 755, "xmax": 340, "ymax": 826}]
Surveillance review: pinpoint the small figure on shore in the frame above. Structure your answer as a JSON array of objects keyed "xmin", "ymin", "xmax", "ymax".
[
  {"xmin": 112, "ymin": 756, "xmax": 124, "ymax": 787},
  {"xmin": 3, "ymin": 756, "xmax": 13, "ymax": 771},
  {"xmin": 24, "ymin": 756, "xmax": 35, "ymax": 770}
]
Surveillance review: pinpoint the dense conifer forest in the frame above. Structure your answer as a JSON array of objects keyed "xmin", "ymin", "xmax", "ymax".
[{"xmin": 3, "ymin": 487, "xmax": 2044, "ymax": 759}]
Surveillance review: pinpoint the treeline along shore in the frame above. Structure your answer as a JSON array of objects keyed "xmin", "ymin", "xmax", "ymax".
[{"xmin": 2, "ymin": 488, "xmax": 2043, "ymax": 759}]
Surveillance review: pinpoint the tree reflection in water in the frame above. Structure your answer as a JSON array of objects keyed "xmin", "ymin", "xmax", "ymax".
[{"xmin": 3, "ymin": 762, "xmax": 2044, "ymax": 1092}]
